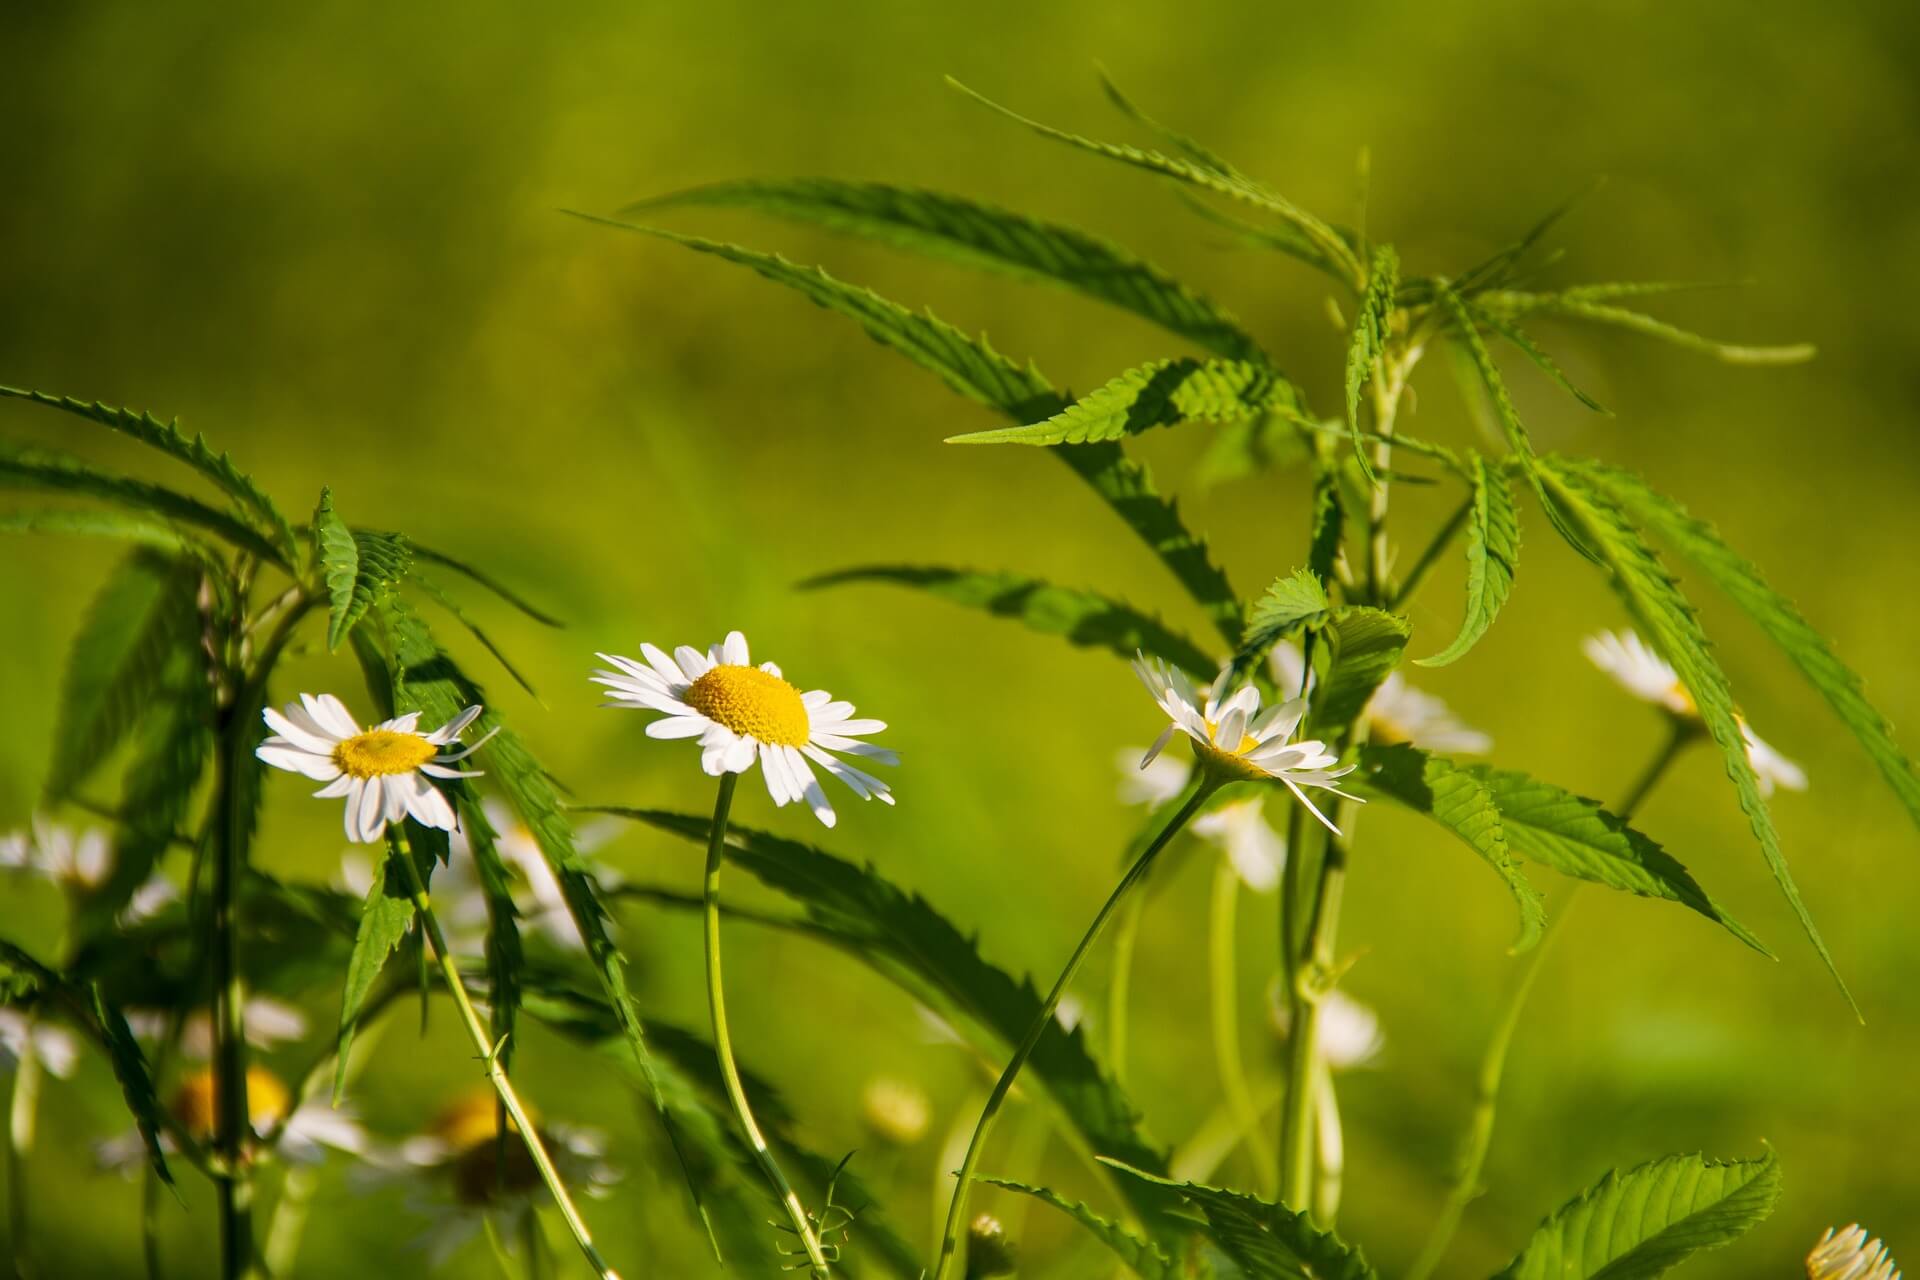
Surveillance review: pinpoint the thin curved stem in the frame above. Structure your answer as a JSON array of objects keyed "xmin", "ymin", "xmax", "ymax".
[
  {"xmin": 210, "ymin": 700, "xmax": 256, "ymax": 1279},
  {"xmin": 389, "ymin": 828, "xmax": 621, "ymax": 1280},
  {"xmin": 1106, "ymin": 892, "xmax": 1145, "ymax": 1090},
  {"xmin": 7, "ymin": 1029, "xmax": 42, "ymax": 1280},
  {"xmin": 933, "ymin": 777, "xmax": 1221, "ymax": 1280},
  {"xmin": 1280, "ymin": 822, "xmax": 1347, "ymax": 1209},
  {"xmin": 1405, "ymin": 723, "xmax": 1695, "ymax": 1280},
  {"xmin": 1208, "ymin": 857, "xmax": 1275, "ymax": 1194},
  {"xmin": 702, "ymin": 773, "xmax": 831, "ymax": 1278}
]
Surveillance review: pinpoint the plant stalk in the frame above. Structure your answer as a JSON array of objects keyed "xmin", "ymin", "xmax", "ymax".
[
  {"xmin": 1279, "ymin": 819, "xmax": 1347, "ymax": 1209},
  {"xmin": 209, "ymin": 704, "xmax": 256, "ymax": 1280},
  {"xmin": 702, "ymin": 773, "xmax": 832, "ymax": 1278},
  {"xmin": 1208, "ymin": 856, "xmax": 1275, "ymax": 1193},
  {"xmin": 7, "ymin": 1027, "xmax": 42, "ymax": 1280},
  {"xmin": 934, "ymin": 777, "xmax": 1221, "ymax": 1280},
  {"xmin": 388, "ymin": 828, "xmax": 621, "ymax": 1280}
]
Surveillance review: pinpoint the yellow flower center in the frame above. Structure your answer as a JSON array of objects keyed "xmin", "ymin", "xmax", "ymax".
[
  {"xmin": 332, "ymin": 729, "xmax": 436, "ymax": 779},
  {"xmin": 170, "ymin": 1065, "xmax": 290, "ymax": 1141},
  {"xmin": 684, "ymin": 664, "xmax": 810, "ymax": 747},
  {"xmin": 1192, "ymin": 736, "xmax": 1272, "ymax": 783},
  {"xmin": 429, "ymin": 1088, "xmax": 531, "ymax": 1153}
]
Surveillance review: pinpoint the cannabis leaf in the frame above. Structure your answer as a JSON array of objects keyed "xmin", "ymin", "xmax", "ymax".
[
  {"xmin": 1420, "ymin": 453, "xmax": 1519, "ymax": 667},
  {"xmin": 948, "ymin": 358, "xmax": 1296, "ymax": 446}
]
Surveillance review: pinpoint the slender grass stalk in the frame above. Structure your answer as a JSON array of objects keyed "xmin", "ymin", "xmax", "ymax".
[
  {"xmin": 387, "ymin": 827, "xmax": 621, "ymax": 1280},
  {"xmin": 933, "ymin": 777, "xmax": 1221, "ymax": 1280},
  {"xmin": 1208, "ymin": 856, "xmax": 1275, "ymax": 1193},
  {"xmin": 1279, "ymin": 822, "xmax": 1347, "ymax": 1208},
  {"xmin": 1405, "ymin": 721, "xmax": 1698, "ymax": 1280},
  {"xmin": 701, "ymin": 773, "xmax": 832, "ymax": 1278},
  {"xmin": 1313, "ymin": 1069, "xmax": 1345, "ymax": 1221},
  {"xmin": 1105, "ymin": 892, "xmax": 1146, "ymax": 1089},
  {"xmin": 260, "ymin": 1166, "xmax": 317, "ymax": 1278},
  {"xmin": 209, "ymin": 705, "xmax": 257, "ymax": 1280},
  {"xmin": 7, "ymin": 1028, "xmax": 42, "ymax": 1280}
]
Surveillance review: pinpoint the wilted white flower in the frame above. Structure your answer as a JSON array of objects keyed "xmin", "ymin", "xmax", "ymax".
[
  {"xmin": 97, "ymin": 1063, "xmax": 369, "ymax": 1174},
  {"xmin": 1271, "ymin": 642, "xmax": 1491, "ymax": 755},
  {"xmin": 1583, "ymin": 630, "xmax": 1806, "ymax": 795},
  {"xmin": 1119, "ymin": 751, "xmax": 1285, "ymax": 890},
  {"xmin": 1808, "ymin": 1224, "xmax": 1901, "ymax": 1280},
  {"xmin": 1133, "ymin": 655, "xmax": 1358, "ymax": 834},
  {"xmin": 0, "ymin": 1009, "xmax": 80, "ymax": 1080},
  {"xmin": 1267, "ymin": 978, "xmax": 1384, "ymax": 1070},
  {"xmin": 256, "ymin": 694, "xmax": 492, "ymax": 843},
  {"xmin": 594, "ymin": 630, "xmax": 895, "ymax": 827}
]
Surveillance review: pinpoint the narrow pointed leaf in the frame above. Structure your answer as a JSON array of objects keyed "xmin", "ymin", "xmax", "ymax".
[
  {"xmin": 1497, "ymin": 1149, "xmax": 1781, "ymax": 1280},
  {"xmin": 1420, "ymin": 454, "xmax": 1519, "ymax": 667},
  {"xmin": 1305, "ymin": 607, "xmax": 1412, "ymax": 739},
  {"xmin": 404, "ymin": 539, "xmax": 564, "ymax": 628},
  {"xmin": 1344, "ymin": 246, "xmax": 1399, "ymax": 479},
  {"xmin": 314, "ymin": 490, "xmax": 410, "ymax": 651},
  {"xmin": 330, "ymin": 837, "xmax": 429, "ymax": 1101},
  {"xmin": 1231, "ymin": 569, "xmax": 1330, "ymax": 681},
  {"xmin": 981, "ymin": 1175, "xmax": 1175, "ymax": 1279},
  {"xmin": 1351, "ymin": 744, "xmax": 1543, "ymax": 952},
  {"xmin": 1578, "ymin": 460, "xmax": 1920, "ymax": 837},
  {"xmin": 0, "ymin": 508, "xmax": 186, "ymax": 547},
  {"xmin": 1102, "ymin": 1161, "xmax": 1382, "ymax": 1280},
  {"xmin": 1474, "ymin": 309, "xmax": 1609, "ymax": 414},
  {"xmin": 1478, "ymin": 294, "xmax": 1814, "ymax": 365},
  {"xmin": 949, "ymin": 357, "xmax": 1296, "ymax": 446},
  {"xmin": 628, "ymin": 178, "xmax": 1266, "ymax": 362},
  {"xmin": 804, "ymin": 565, "xmax": 1215, "ymax": 678},
  {"xmin": 1538, "ymin": 459, "xmax": 1853, "ymax": 1015},
  {"xmin": 409, "ymin": 571, "xmax": 540, "ymax": 699}
]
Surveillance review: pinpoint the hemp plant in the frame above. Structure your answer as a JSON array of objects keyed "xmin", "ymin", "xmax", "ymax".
[{"xmin": 575, "ymin": 72, "xmax": 1920, "ymax": 1278}]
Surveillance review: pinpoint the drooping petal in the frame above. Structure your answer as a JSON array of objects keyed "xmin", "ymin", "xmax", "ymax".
[{"xmin": 257, "ymin": 743, "xmax": 343, "ymax": 782}]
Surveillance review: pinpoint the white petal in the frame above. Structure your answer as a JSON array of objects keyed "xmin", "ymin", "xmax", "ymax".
[
  {"xmin": 674, "ymin": 645, "xmax": 713, "ymax": 680},
  {"xmin": 820, "ymin": 717, "xmax": 885, "ymax": 737},
  {"xmin": 383, "ymin": 775, "xmax": 411, "ymax": 825},
  {"xmin": 404, "ymin": 777, "xmax": 458, "ymax": 831},
  {"xmin": 257, "ymin": 743, "xmax": 342, "ymax": 781},
  {"xmin": 720, "ymin": 734, "xmax": 757, "ymax": 774},
  {"xmin": 639, "ymin": 643, "xmax": 686, "ymax": 686},
  {"xmin": 304, "ymin": 693, "xmax": 362, "ymax": 739},
  {"xmin": 646, "ymin": 715, "xmax": 711, "ymax": 740},
  {"xmin": 313, "ymin": 775, "xmax": 354, "ymax": 799},
  {"xmin": 426, "ymin": 705, "xmax": 483, "ymax": 745},
  {"xmin": 785, "ymin": 748, "xmax": 837, "ymax": 826},
  {"xmin": 355, "ymin": 779, "xmax": 387, "ymax": 844},
  {"xmin": 1141, "ymin": 724, "xmax": 1176, "ymax": 768},
  {"xmin": 342, "ymin": 780, "xmax": 368, "ymax": 843},
  {"xmin": 262, "ymin": 706, "xmax": 337, "ymax": 753},
  {"xmin": 722, "ymin": 631, "xmax": 750, "ymax": 666}
]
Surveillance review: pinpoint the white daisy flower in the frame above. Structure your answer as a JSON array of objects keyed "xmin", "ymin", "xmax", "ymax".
[
  {"xmin": 255, "ymin": 694, "xmax": 493, "ymax": 843},
  {"xmin": 1809, "ymin": 1225, "xmax": 1901, "ymax": 1280},
  {"xmin": 0, "ymin": 1009, "xmax": 80, "ymax": 1080},
  {"xmin": 1271, "ymin": 643, "xmax": 1490, "ymax": 755},
  {"xmin": 126, "ymin": 995, "xmax": 309, "ymax": 1060},
  {"xmin": 1583, "ymin": 630, "xmax": 1806, "ymax": 795},
  {"xmin": 1267, "ymin": 979, "xmax": 1384, "ymax": 1070},
  {"xmin": 1133, "ymin": 654, "xmax": 1358, "ymax": 834},
  {"xmin": 97, "ymin": 1063, "xmax": 369, "ymax": 1175},
  {"xmin": 593, "ymin": 630, "xmax": 896, "ymax": 828},
  {"xmin": 375, "ymin": 1089, "xmax": 618, "ymax": 1269},
  {"xmin": 0, "ymin": 818, "xmax": 111, "ymax": 889},
  {"xmin": 1118, "ymin": 751, "xmax": 1285, "ymax": 891}
]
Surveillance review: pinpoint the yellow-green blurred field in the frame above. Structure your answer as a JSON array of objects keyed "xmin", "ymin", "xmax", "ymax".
[{"xmin": 2, "ymin": 1, "xmax": 1917, "ymax": 1275}]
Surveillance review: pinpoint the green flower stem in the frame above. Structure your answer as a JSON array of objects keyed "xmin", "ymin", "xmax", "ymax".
[
  {"xmin": 209, "ymin": 705, "xmax": 257, "ymax": 1280},
  {"xmin": 1404, "ymin": 721, "xmax": 1697, "ymax": 1280},
  {"xmin": 1279, "ymin": 819, "xmax": 1348, "ymax": 1209},
  {"xmin": 1105, "ymin": 891, "xmax": 1145, "ymax": 1089},
  {"xmin": 1209, "ymin": 856, "xmax": 1275, "ymax": 1193},
  {"xmin": 933, "ymin": 776, "xmax": 1222, "ymax": 1280},
  {"xmin": 387, "ymin": 827, "xmax": 622, "ymax": 1280},
  {"xmin": 7, "ymin": 1023, "xmax": 43, "ymax": 1278},
  {"xmin": 702, "ymin": 773, "xmax": 832, "ymax": 1279}
]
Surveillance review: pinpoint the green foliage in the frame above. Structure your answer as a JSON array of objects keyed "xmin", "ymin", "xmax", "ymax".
[
  {"xmin": 45, "ymin": 549, "xmax": 196, "ymax": 802},
  {"xmin": 1478, "ymin": 291, "xmax": 1816, "ymax": 364},
  {"xmin": 0, "ymin": 507, "xmax": 186, "ymax": 547},
  {"xmin": 1419, "ymin": 454, "xmax": 1519, "ymax": 667},
  {"xmin": 595, "ymin": 807, "xmax": 1183, "ymax": 1233},
  {"xmin": 407, "ymin": 571, "xmax": 540, "ymax": 698},
  {"xmin": 1345, "ymin": 245, "xmax": 1399, "ymax": 477},
  {"xmin": 1580, "ymin": 460, "xmax": 1920, "ymax": 835},
  {"xmin": 979, "ymin": 1176, "xmax": 1175, "ymax": 1279},
  {"xmin": 1304, "ymin": 607, "xmax": 1412, "ymax": 739},
  {"xmin": 330, "ymin": 836, "xmax": 430, "ymax": 1101},
  {"xmin": 1538, "ymin": 458, "xmax": 1855, "ymax": 1014},
  {"xmin": 1232, "ymin": 569, "xmax": 1331, "ymax": 680},
  {"xmin": 948, "ymin": 358, "xmax": 1297, "ymax": 447},
  {"xmin": 1472, "ymin": 306, "xmax": 1609, "ymax": 414},
  {"xmin": 404, "ymin": 538, "xmax": 565, "ymax": 628},
  {"xmin": 0, "ymin": 385, "xmax": 299, "ymax": 559},
  {"xmin": 1496, "ymin": 1150, "xmax": 1781, "ymax": 1280},
  {"xmin": 1103, "ymin": 1161, "xmax": 1382, "ymax": 1280},
  {"xmin": 803, "ymin": 565, "xmax": 1216, "ymax": 678},
  {"xmin": 1354, "ymin": 744, "xmax": 1544, "ymax": 952},
  {"xmin": 628, "ymin": 178, "xmax": 1267, "ymax": 362},
  {"xmin": 314, "ymin": 490, "xmax": 411, "ymax": 651}
]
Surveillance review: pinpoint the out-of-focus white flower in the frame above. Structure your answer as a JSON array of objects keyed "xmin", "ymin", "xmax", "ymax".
[
  {"xmin": 1271, "ymin": 642, "xmax": 1491, "ymax": 755},
  {"xmin": 97, "ymin": 1064, "xmax": 369, "ymax": 1175},
  {"xmin": 1267, "ymin": 978, "xmax": 1383, "ymax": 1070},
  {"xmin": 0, "ymin": 1009, "xmax": 80, "ymax": 1079},
  {"xmin": 1118, "ymin": 750, "xmax": 1285, "ymax": 891},
  {"xmin": 375, "ymin": 1089, "xmax": 618, "ymax": 1268},
  {"xmin": 862, "ymin": 1077, "xmax": 932, "ymax": 1147},
  {"xmin": 1808, "ymin": 1225, "xmax": 1901, "ymax": 1280},
  {"xmin": 1583, "ymin": 630, "xmax": 1806, "ymax": 796},
  {"xmin": 126, "ymin": 996, "xmax": 309, "ymax": 1059},
  {"xmin": 0, "ymin": 818, "xmax": 177, "ymax": 924}
]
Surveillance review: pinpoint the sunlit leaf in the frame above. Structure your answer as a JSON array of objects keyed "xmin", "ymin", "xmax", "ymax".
[
  {"xmin": 981, "ymin": 1175, "xmax": 1175, "ymax": 1279},
  {"xmin": 1478, "ymin": 293, "xmax": 1814, "ymax": 365},
  {"xmin": 1344, "ymin": 245, "xmax": 1399, "ymax": 479},
  {"xmin": 1102, "ymin": 1160, "xmax": 1382, "ymax": 1280},
  {"xmin": 1305, "ymin": 607, "xmax": 1411, "ymax": 740},
  {"xmin": 1231, "ymin": 569, "xmax": 1330, "ymax": 681},
  {"xmin": 948, "ymin": 357, "xmax": 1296, "ymax": 447},
  {"xmin": 1419, "ymin": 454, "xmax": 1519, "ymax": 668}
]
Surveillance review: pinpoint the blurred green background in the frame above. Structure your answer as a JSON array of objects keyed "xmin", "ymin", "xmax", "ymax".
[{"xmin": 2, "ymin": 0, "xmax": 1916, "ymax": 1274}]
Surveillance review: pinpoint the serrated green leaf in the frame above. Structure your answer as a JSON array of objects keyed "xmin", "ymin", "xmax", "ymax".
[
  {"xmin": 981, "ymin": 1175, "xmax": 1175, "ymax": 1279},
  {"xmin": 1345, "ymin": 246, "xmax": 1399, "ymax": 479},
  {"xmin": 1579, "ymin": 460, "xmax": 1920, "ymax": 838},
  {"xmin": 1447, "ymin": 757, "xmax": 1766, "ymax": 952},
  {"xmin": 628, "ymin": 178, "xmax": 1266, "ymax": 362},
  {"xmin": 804, "ymin": 565, "xmax": 1215, "ymax": 679},
  {"xmin": 948, "ymin": 78, "xmax": 1362, "ymax": 288},
  {"xmin": 1454, "ymin": 182, "xmax": 1602, "ymax": 296},
  {"xmin": 1497, "ymin": 1149, "xmax": 1781, "ymax": 1280},
  {"xmin": 46, "ymin": 551, "xmax": 197, "ymax": 802},
  {"xmin": 1102, "ymin": 1160, "xmax": 1382, "ymax": 1280},
  {"xmin": 1306, "ymin": 607, "xmax": 1412, "ymax": 739},
  {"xmin": 314, "ymin": 491, "xmax": 410, "ymax": 651},
  {"xmin": 1420, "ymin": 454, "xmax": 1519, "ymax": 668},
  {"xmin": 1096, "ymin": 67, "xmax": 1237, "ymax": 178},
  {"xmin": 949, "ymin": 357, "xmax": 1296, "ymax": 447},
  {"xmin": 1477, "ymin": 293, "xmax": 1814, "ymax": 364},
  {"xmin": 330, "ymin": 837, "xmax": 429, "ymax": 1102},
  {"xmin": 1232, "ymin": 570, "xmax": 1330, "ymax": 681},
  {"xmin": 0, "ymin": 444, "xmax": 286, "ymax": 565},
  {"xmin": 0, "ymin": 385, "xmax": 298, "ymax": 558},
  {"xmin": 1538, "ymin": 459, "xmax": 1853, "ymax": 1015},
  {"xmin": 583, "ymin": 215, "xmax": 1242, "ymax": 646},
  {"xmin": 1308, "ymin": 465, "xmax": 1347, "ymax": 588},
  {"xmin": 1352, "ymin": 744, "xmax": 1543, "ymax": 952},
  {"xmin": 1473, "ymin": 308, "xmax": 1609, "ymax": 414},
  {"xmin": 404, "ymin": 539, "xmax": 564, "ymax": 628},
  {"xmin": 595, "ymin": 807, "xmax": 1183, "ymax": 1234},
  {"xmin": 409, "ymin": 571, "xmax": 540, "ymax": 699},
  {"xmin": 0, "ymin": 507, "xmax": 186, "ymax": 547}
]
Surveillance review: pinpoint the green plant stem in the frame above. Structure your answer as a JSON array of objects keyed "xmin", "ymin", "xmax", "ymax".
[
  {"xmin": 701, "ymin": 773, "xmax": 831, "ymax": 1279},
  {"xmin": 934, "ymin": 777, "xmax": 1221, "ymax": 1280},
  {"xmin": 209, "ymin": 703, "xmax": 256, "ymax": 1280},
  {"xmin": 1405, "ymin": 722, "xmax": 1696, "ymax": 1280},
  {"xmin": 1279, "ymin": 821, "xmax": 1347, "ymax": 1209},
  {"xmin": 388, "ymin": 828, "xmax": 622, "ymax": 1280},
  {"xmin": 1105, "ymin": 891, "xmax": 1145, "ymax": 1090},
  {"xmin": 7, "ymin": 1027, "xmax": 42, "ymax": 1280},
  {"xmin": 1208, "ymin": 856, "xmax": 1275, "ymax": 1193},
  {"xmin": 260, "ymin": 1165, "xmax": 316, "ymax": 1278}
]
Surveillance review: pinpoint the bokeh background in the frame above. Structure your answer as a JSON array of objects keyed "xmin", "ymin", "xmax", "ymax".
[{"xmin": 2, "ymin": 0, "xmax": 1916, "ymax": 1274}]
